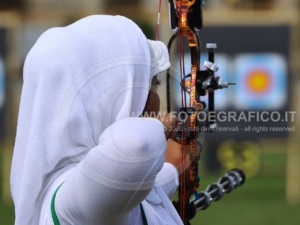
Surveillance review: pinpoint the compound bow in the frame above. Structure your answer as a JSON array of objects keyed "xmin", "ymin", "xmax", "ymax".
[{"xmin": 158, "ymin": 1, "xmax": 246, "ymax": 224}]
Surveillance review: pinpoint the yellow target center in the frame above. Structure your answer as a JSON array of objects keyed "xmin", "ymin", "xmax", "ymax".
[{"xmin": 247, "ymin": 70, "xmax": 270, "ymax": 93}]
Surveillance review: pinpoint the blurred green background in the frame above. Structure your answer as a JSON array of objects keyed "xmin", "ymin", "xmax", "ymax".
[{"xmin": 1, "ymin": 0, "xmax": 300, "ymax": 224}]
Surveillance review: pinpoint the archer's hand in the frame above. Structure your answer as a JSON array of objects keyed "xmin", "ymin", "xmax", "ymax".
[
  {"xmin": 156, "ymin": 114, "xmax": 199, "ymax": 174},
  {"xmin": 156, "ymin": 113, "xmax": 177, "ymax": 139},
  {"xmin": 164, "ymin": 139, "xmax": 195, "ymax": 174},
  {"xmin": 165, "ymin": 137, "xmax": 202, "ymax": 175}
]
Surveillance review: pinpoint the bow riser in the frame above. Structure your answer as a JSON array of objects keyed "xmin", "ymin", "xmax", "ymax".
[
  {"xmin": 164, "ymin": 1, "xmax": 246, "ymax": 224},
  {"xmin": 174, "ymin": 1, "xmax": 203, "ymax": 223}
]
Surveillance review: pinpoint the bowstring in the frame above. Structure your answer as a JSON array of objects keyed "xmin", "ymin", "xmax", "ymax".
[{"xmin": 177, "ymin": 0, "xmax": 188, "ymax": 221}]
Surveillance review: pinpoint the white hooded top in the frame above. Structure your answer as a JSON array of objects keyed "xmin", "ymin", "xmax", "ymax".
[{"xmin": 11, "ymin": 15, "xmax": 173, "ymax": 225}]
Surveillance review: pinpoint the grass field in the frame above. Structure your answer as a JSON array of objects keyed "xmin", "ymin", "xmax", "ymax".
[
  {"xmin": 1, "ymin": 142, "xmax": 300, "ymax": 225},
  {"xmin": 191, "ymin": 175, "xmax": 300, "ymax": 225}
]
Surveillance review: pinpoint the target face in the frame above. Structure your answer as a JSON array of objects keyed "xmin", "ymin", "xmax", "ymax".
[
  {"xmin": 217, "ymin": 140, "xmax": 261, "ymax": 178},
  {"xmin": 233, "ymin": 54, "xmax": 287, "ymax": 110}
]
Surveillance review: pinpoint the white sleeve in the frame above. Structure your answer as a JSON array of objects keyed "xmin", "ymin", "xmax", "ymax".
[
  {"xmin": 54, "ymin": 118, "xmax": 166, "ymax": 225},
  {"xmin": 155, "ymin": 162, "xmax": 179, "ymax": 198}
]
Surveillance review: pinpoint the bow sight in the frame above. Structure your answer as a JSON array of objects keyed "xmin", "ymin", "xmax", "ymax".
[{"xmin": 196, "ymin": 43, "xmax": 236, "ymax": 129}]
